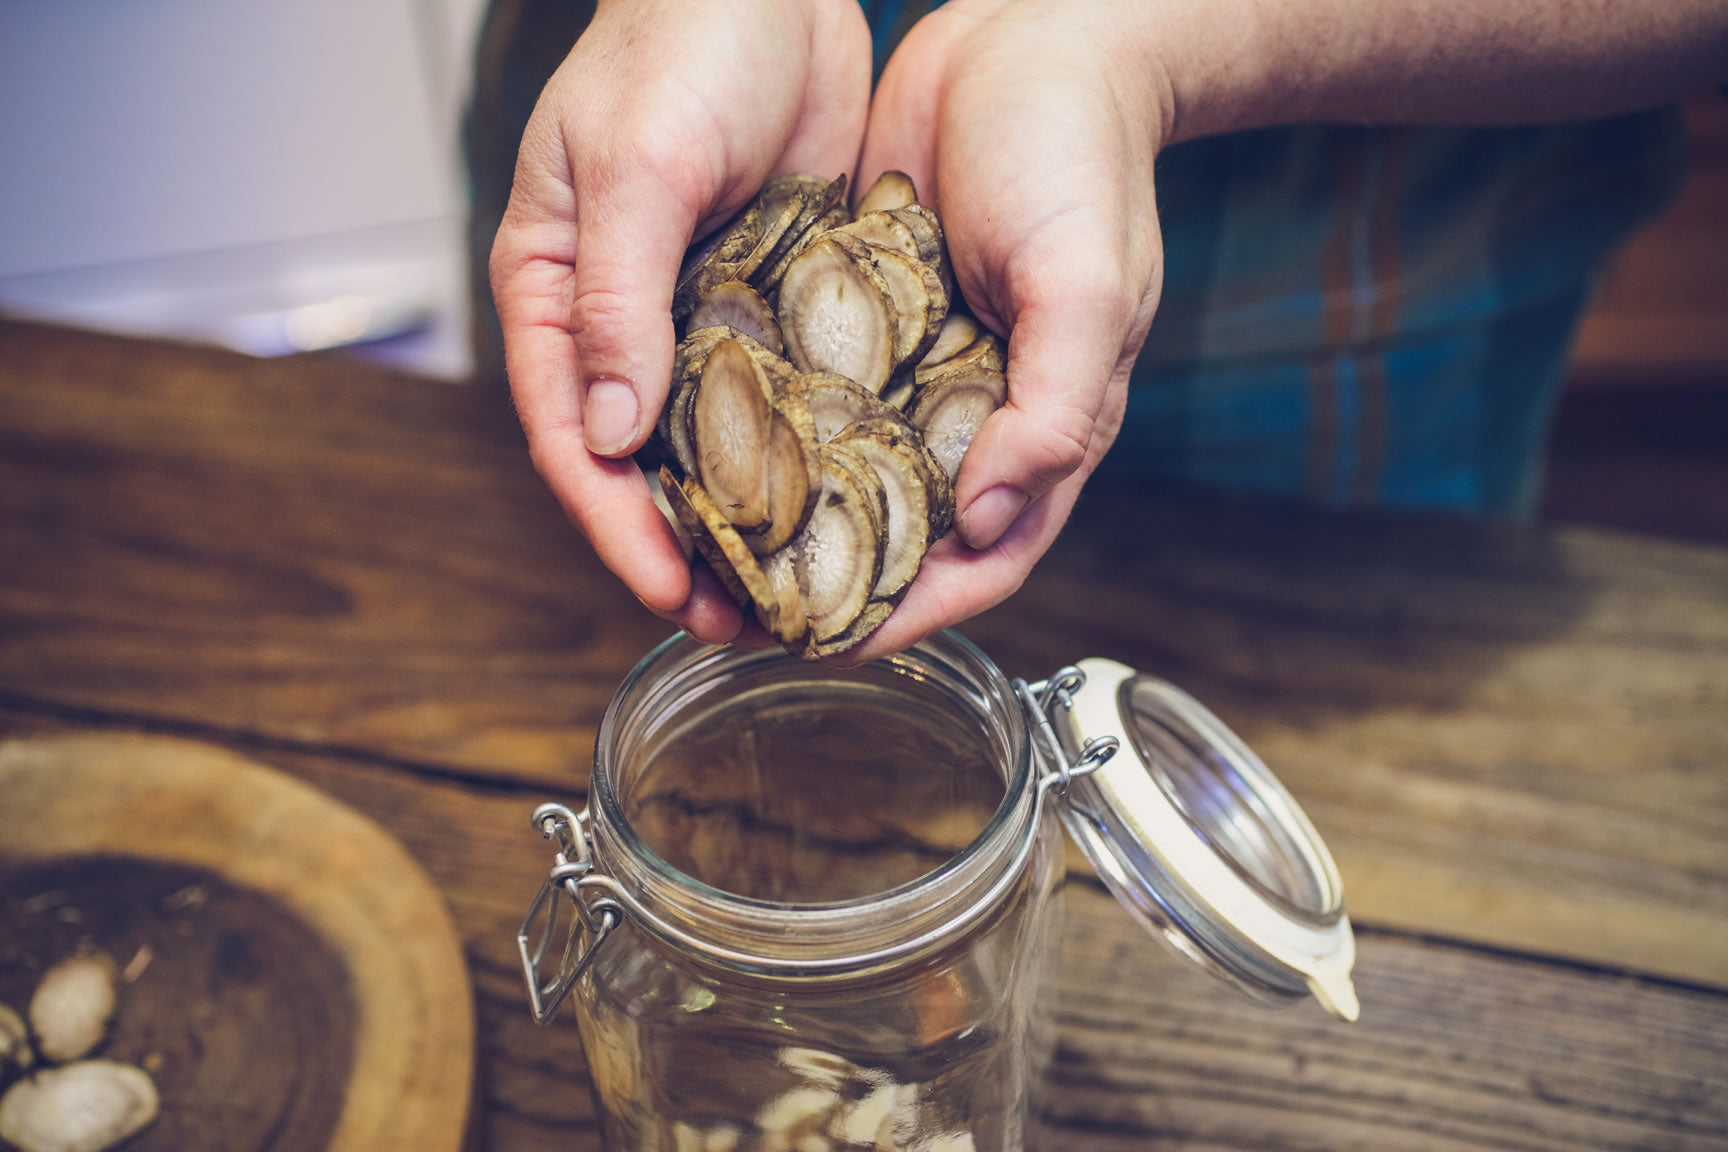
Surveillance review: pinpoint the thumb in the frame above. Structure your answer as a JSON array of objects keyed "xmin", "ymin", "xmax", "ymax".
[
  {"xmin": 567, "ymin": 161, "xmax": 706, "ymax": 457},
  {"xmin": 954, "ymin": 267, "xmax": 1140, "ymax": 551}
]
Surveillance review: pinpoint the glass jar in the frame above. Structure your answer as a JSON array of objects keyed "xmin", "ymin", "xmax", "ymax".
[{"xmin": 519, "ymin": 632, "xmax": 1357, "ymax": 1152}]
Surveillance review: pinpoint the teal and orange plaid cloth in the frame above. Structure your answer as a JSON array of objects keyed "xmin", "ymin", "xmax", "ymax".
[{"xmin": 469, "ymin": 0, "xmax": 1687, "ymax": 516}]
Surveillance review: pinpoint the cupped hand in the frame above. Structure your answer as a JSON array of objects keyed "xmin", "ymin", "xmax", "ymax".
[
  {"xmin": 840, "ymin": 0, "xmax": 1172, "ymax": 661},
  {"xmin": 490, "ymin": 0, "xmax": 871, "ymax": 643}
]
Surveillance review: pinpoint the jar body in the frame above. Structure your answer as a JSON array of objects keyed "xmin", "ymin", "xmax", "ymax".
[{"xmin": 572, "ymin": 634, "xmax": 1066, "ymax": 1152}]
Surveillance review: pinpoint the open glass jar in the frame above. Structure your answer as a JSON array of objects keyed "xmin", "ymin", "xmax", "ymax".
[{"xmin": 519, "ymin": 632, "xmax": 1357, "ymax": 1152}]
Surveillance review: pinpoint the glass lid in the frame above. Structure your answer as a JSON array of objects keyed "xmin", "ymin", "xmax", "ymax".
[{"xmin": 1050, "ymin": 658, "xmax": 1359, "ymax": 1021}]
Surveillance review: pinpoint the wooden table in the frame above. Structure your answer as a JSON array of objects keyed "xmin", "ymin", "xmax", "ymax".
[{"xmin": 2, "ymin": 319, "xmax": 1725, "ymax": 1150}]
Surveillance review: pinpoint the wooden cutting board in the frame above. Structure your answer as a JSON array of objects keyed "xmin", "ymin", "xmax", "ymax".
[{"xmin": 0, "ymin": 733, "xmax": 474, "ymax": 1151}]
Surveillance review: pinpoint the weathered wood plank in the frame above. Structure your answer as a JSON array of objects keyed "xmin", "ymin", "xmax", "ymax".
[
  {"xmin": 2, "ymin": 319, "xmax": 1725, "ymax": 988},
  {"xmin": 971, "ymin": 483, "xmax": 1728, "ymax": 988}
]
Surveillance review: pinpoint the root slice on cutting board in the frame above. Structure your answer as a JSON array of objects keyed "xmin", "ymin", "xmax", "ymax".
[
  {"xmin": 0, "ymin": 1004, "xmax": 30, "ymax": 1074},
  {"xmin": 29, "ymin": 952, "xmax": 119, "ymax": 1065},
  {"xmin": 0, "ymin": 1061, "xmax": 159, "ymax": 1152}
]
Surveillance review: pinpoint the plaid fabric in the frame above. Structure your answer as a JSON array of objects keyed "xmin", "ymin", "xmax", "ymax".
[{"xmin": 467, "ymin": 0, "xmax": 1688, "ymax": 516}]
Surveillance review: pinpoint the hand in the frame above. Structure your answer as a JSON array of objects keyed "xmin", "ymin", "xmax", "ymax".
[
  {"xmin": 841, "ymin": 0, "xmax": 1170, "ymax": 661},
  {"xmin": 490, "ymin": 0, "xmax": 871, "ymax": 643}
]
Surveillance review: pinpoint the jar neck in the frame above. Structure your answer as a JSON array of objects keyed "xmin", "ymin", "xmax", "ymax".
[{"xmin": 588, "ymin": 633, "xmax": 1035, "ymax": 979}]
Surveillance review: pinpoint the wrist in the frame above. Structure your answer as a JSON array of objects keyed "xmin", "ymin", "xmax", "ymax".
[{"xmin": 1123, "ymin": 0, "xmax": 1280, "ymax": 146}]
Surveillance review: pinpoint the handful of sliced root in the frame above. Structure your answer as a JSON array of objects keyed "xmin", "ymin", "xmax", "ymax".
[{"xmin": 654, "ymin": 171, "xmax": 1006, "ymax": 657}]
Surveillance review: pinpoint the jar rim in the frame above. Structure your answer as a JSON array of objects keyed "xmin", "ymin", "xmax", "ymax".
[{"xmin": 587, "ymin": 630, "xmax": 1038, "ymax": 974}]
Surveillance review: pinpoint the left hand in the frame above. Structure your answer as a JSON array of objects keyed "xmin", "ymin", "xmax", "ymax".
[{"xmin": 841, "ymin": 0, "xmax": 1172, "ymax": 661}]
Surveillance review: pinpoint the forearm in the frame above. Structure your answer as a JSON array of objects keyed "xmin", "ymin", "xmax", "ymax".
[{"xmin": 1142, "ymin": 0, "xmax": 1728, "ymax": 144}]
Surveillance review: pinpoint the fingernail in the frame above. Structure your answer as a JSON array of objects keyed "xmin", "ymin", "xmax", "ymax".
[
  {"xmin": 960, "ymin": 485, "xmax": 1028, "ymax": 550},
  {"xmin": 584, "ymin": 376, "xmax": 639, "ymax": 455}
]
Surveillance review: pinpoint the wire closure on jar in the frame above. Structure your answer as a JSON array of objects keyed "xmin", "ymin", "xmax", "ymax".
[
  {"xmin": 1016, "ymin": 667, "xmax": 1119, "ymax": 797},
  {"xmin": 518, "ymin": 803, "xmax": 624, "ymax": 1025}
]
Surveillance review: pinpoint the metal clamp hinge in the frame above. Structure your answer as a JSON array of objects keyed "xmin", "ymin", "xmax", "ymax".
[
  {"xmin": 1016, "ymin": 666, "xmax": 1119, "ymax": 796},
  {"xmin": 517, "ymin": 802, "xmax": 624, "ymax": 1025}
]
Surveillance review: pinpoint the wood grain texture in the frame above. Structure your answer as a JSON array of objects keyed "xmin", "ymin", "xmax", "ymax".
[
  {"xmin": 977, "ymin": 483, "xmax": 1728, "ymax": 989},
  {"xmin": 0, "ymin": 732, "xmax": 475, "ymax": 1152},
  {"xmin": 3, "ymin": 318, "xmax": 1728, "ymax": 1149},
  {"xmin": 2, "ymin": 319, "xmax": 1725, "ymax": 989},
  {"xmin": 4, "ymin": 710, "xmax": 1720, "ymax": 1152}
]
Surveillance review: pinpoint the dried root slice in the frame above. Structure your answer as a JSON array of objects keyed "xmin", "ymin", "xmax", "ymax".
[
  {"xmin": 829, "ymin": 423, "xmax": 940, "ymax": 604},
  {"xmin": 764, "ymin": 172, "xmax": 849, "ymax": 222},
  {"xmin": 0, "ymin": 1003, "xmax": 30, "ymax": 1075},
  {"xmin": 783, "ymin": 372, "xmax": 901, "ymax": 443},
  {"xmin": 883, "ymin": 204, "xmax": 945, "ymax": 266},
  {"xmin": 752, "ymin": 222, "xmax": 823, "ymax": 301},
  {"xmin": 915, "ymin": 330, "xmax": 1005, "ymax": 386},
  {"xmin": 693, "ymin": 340, "xmax": 774, "ymax": 532},
  {"xmin": 759, "ymin": 548, "xmax": 807, "ymax": 646},
  {"xmin": 667, "ymin": 327, "xmax": 795, "ymax": 477},
  {"xmin": 733, "ymin": 189, "xmax": 807, "ymax": 285},
  {"xmin": 755, "ymin": 1086, "xmax": 840, "ymax": 1148},
  {"xmin": 833, "ymin": 418, "xmax": 947, "ymax": 602},
  {"xmin": 879, "ymin": 375, "xmax": 915, "ymax": 412},
  {"xmin": 29, "ymin": 952, "xmax": 119, "ymax": 1065},
  {"xmin": 824, "ymin": 442, "xmax": 889, "ymax": 543},
  {"xmin": 778, "ymin": 238, "xmax": 899, "ymax": 395},
  {"xmin": 834, "ymin": 212, "xmax": 923, "ymax": 264},
  {"xmin": 646, "ymin": 468, "xmax": 696, "ymax": 561},
  {"xmin": 919, "ymin": 312, "xmax": 981, "ymax": 369},
  {"xmin": 857, "ymin": 169, "xmax": 919, "ymax": 216},
  {"xmin": 677, "ymin": 327, "xmax": 794, "ymax": 386},
  {"xmin": 775, "ymin": 448, "xmax": 884, "ymax": 652},
  {"xmin": 909, "ymin": 363, "xmax": 1008, "ymax": 483},
  {"xmin": 823, "ymin": 233, "xmax": 925, "ymax": 368},
  {"xmin": 660, "ymin": 468, "xmax": 805, "ymax": 644},
  {"xmin": 0, "ymin": 1061, "xmax": 159, "ymax": 1152},
  {"xmin": 751, "ymin": 175, "xmax": 849, "ymax": 297},
  {"xmin": 663, "ymin": 325, "xmax": 746, "ymax": 465},
  {"xmin": 777, "ymin": 1046, "xmax": 862, "ymax": 1091},
  {"xmin": 688, "ymin": 282, "xmax": 783, "ymax": 355},
  {"xmin": 829, "ymin": 1077, "xmax": 915, "ymax": 1147},
  {"xmin": 745, "ymin": 392, "xmax": 821, "ymax": 556},
  {"xmin": 672, "ymin": 204, "xmax": 763, "ymax": 319},
  {"xmin": 834, "ymin": 233, "xmax": 950, "ymax": 370},
  {"xmin": 809, "ymin": 598, "xmax": 895, "ymax": 658}
]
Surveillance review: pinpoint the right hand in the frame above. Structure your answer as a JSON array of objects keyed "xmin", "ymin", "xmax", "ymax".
[{"xmin": 490, "ymin": 0, "xmax": 871, "ymax": 642}]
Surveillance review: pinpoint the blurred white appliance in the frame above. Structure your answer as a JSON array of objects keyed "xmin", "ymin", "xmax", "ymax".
[{"xmin": 0, "ymin": 0, "xmax": 489, "ymax": 378}]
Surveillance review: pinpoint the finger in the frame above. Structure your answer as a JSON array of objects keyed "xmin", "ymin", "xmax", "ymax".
[
  {"xmin": 855, "ymin": 9, "xmax": 974, "ymax": 206},
  {"xmin": 953, "ymin": 241, "xmax": 1135, "ymax": 550},
  {"xmin": 778, "ymin": 0, "xmax": 873, "ymax": 181},
  {"xmin": 564, "ymin": 148, "xmax": 709, "ymax": 458},
  {"xmin": 659, "ymin": 563, "xmax": 746, "ymax": 645}
]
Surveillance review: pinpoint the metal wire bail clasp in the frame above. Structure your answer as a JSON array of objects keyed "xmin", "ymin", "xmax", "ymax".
[
  {"xmin": 518, "ymin": 802, "xmax": 623, "ymax": 1024},
  {"xmin": 1016, "ymin": 666, "xmax": 1120, "ymax": 796}
]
